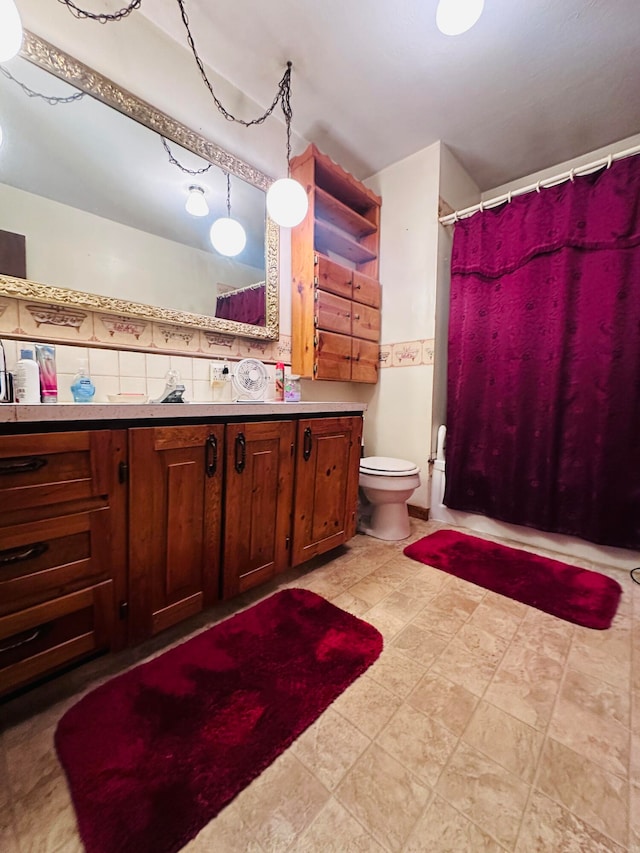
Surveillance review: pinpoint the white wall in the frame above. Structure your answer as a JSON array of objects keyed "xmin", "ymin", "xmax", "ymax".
[{"xmin": 363, "ymin": 143, "xmax": 442, "ymax": 509}]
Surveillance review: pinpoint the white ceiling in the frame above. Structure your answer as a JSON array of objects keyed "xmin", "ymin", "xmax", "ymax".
[{"xmin": 139, "ymin": 0, "xmax": 640, "ymax": 191}]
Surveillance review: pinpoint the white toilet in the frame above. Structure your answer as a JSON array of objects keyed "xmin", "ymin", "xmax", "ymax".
[{"xmin": 358, "ymin": 456, "xmax": 421, "ymax": 541}]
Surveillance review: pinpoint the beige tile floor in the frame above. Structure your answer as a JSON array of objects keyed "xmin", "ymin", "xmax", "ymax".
[{"xmin": 1, "ymin": 519, "xmax": 639, "ymax": 852}]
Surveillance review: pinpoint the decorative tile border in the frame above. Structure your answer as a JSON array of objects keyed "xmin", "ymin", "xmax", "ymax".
[
  {"xmin": 379, "ymin": 339, "xmax": 434, "ymax": 368},
  {"xmin": 0, "ymin": 295, "xmax": 292, "ymax": 366}
]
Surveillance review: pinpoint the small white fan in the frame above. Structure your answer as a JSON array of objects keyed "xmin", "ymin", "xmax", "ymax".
[{"xmin": 232, "ymin": 358, "xmax": 269, "ymax": 401}]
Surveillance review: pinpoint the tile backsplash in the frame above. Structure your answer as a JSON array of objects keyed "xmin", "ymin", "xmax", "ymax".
[{"xmin": 1, "ymin": 340, "xmax": 291, "ymax": 404}]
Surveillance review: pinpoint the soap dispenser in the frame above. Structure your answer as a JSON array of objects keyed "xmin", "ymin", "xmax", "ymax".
[{"xmin": 71, "ymin": 359, "xmax": 96, "ymax": 403}]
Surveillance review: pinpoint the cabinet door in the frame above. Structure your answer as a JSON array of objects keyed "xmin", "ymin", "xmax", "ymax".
[
  {"xmin": 291, "ymin": 416, "xmax": 362, "ymax": 566},
  {"xmin": 222, "ymin": 421, "xmax": 295, "ymax": 599},
  {"xmin": 352, "ymin": 270, "xmax": 381, "ymax": 309},
  {"xmin": 128, "ymin": 425, "xmax": 223, "ymax": 642},
  {"xmin": 351, "ymin": 339, "xmax": 380, "ymax": 384},
  {"xmin": 352, "ymin": 303, "xmax": 380, "ymax": 342},
  {"xmin": 316, "ymin": 290, "xmax": 352, "ymax": 336},
  {"xmin": 316, "ymin": 254, "xmax": 352, "ymax": 299},
  {"xmin": 315, "ymin": 330, "xmax": 352, "ymax": 381}
]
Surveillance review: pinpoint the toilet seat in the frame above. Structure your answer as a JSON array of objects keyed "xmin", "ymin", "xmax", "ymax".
[{"xmin": 359, "ymin": 456, "xmax": 420, "ymax": 477}]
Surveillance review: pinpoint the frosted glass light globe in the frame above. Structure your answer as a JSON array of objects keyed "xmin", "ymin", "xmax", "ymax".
[
  {"xmin": 0, "ymin": 0, "xmax": 23, "ymax": 62},
  {"xmin": 266, "ymin": 178, "xmax": 308, "ymax": 228},
  {"xmin": 185, "ymin": 185, "xmax": 209, "ymax": 217},
  {"xmin": 209, "ymin": 217, "xmax": 247, "ymax": 257},
  {"xmin": 436, "ymin": 0, "xmax": 484, "ymax": 35}
]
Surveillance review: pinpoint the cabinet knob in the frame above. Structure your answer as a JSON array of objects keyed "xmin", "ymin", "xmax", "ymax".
[
  {"xmin": 345, "ymin": 312, "xmax": 351, "ymax": 319},
  {"xmin": 354, "ymin": 313, "xmax": 360, "ymax": 320},
  {"xmin": 344, "ymin": 354, "xmax": 351, "ymax": 361},
  {"xmin": 354, "ymin": 283, "xmax": 361, "ymax": 290}
]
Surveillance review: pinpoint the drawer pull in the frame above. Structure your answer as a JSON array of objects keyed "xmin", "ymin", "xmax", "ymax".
[
  {"xmin": 354, "ymin": 313, "xmax": 361, "ymax": 320},
  {"xmin": 234, "ymin": 433, "xmax": 246, "ymax": 474},
  {"xmin": 0, "ymin": 627, "xmax": 41, "ymax": 654},
  {"xmin": 205, "ymin": 433, "xmax": 218, "ymax": 478},
  {"xmin": 354, "ymin": 284, "xmax": 362, "ymax": 290},
  {"xmin": 0, "ymin": 541, "xmax": 49, "ymax": 566},
  {"xmin": 303, "ymin": 426, "xmax": 313, "ymax": 461},
  {"xmin": 0, "ymin": 456, "xmax": 48, "ymax": 475}
]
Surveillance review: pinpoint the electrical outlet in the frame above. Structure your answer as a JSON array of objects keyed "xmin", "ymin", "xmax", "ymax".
[{"xmin": 209, "ymin": 363, "xmax": 224, "ymax": 386}]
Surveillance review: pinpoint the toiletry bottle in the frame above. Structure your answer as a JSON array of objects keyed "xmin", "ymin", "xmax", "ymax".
[
  {"xmin": 71, "ymin": 359, "xmax": 96, "ymax": 403},
  {"xmin": 14, "ymin": 347, "xmax": 41, "ymax": 404},
  {"xmin": 35, "ymin": 343, "xmax": 58, "ymax": 403},
  {"xmin": 275, "ymin": 362, "xmax": 285, "ymax": 401}
]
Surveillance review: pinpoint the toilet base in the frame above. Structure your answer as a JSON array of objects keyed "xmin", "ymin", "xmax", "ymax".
[{"xmin": 361, "ymin": 502, "xmax": 411, "ymax": 541}]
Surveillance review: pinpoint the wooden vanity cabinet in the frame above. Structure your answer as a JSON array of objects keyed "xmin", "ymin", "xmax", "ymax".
[
  {"xmin": 222, "ymin": 420, "xmax": 295, "ymax": 599},
  {"xmin": 0, "ymin": 429, "xmax": 126, "ymax": 697},
  {"xmin": 291, "ymin": 143, "xmax": 382, "ymax": 384},
  {"xmin": 128, "ymin": 424, "xmax": 224, "ymax": 643},
  {"xmin": 291, "ymin": 416, "xmax": 362, "ymax": 566}
]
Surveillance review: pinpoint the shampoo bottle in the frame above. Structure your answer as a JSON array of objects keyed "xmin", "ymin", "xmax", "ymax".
[
  {"xmin": 71, "ymin": 359, "xmax": 96, "ymax": 403},
  {"xmin": 14, "ymin": 347, "xmax": 41, "ymax": 404}
]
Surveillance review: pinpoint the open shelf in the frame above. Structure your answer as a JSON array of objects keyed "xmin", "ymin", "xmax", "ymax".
[
  {"xmin": 314, "ymin": 187, "xmax": 377, "ymax": 239},
  {"xmin": 314, "ymin": 220, "xmax": 378, "ymax": 265}
]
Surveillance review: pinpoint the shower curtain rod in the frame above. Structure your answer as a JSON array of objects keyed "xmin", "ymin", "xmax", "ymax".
[{"xmin": 439, "ymin": 142, "xmax": 640, "ymax": 226}]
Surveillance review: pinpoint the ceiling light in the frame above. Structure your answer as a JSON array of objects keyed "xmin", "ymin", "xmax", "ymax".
[
  {"xmin": 266, "ymin": 178, "xmax": 309, "ymax": 229},
  {"xmin": 0, "ymin": 0, "xmax": 23, "ymax": 61},
  {"xmin": 436, "ymin": 0, "xmax": 484, "ymax": 36},
  {"xmin": 210, "ymin": 172, "xmax": 247, "ymax": 256},
  {"xmin": 265, "ymin": 62, "xmax": 309, "ymax": 228},
  {"xmin": 210, "ymin": 218, "xmax": 247, "ymax": 257},
  {"xmin": 185, "ymin": 185, "xmax": 209, "ymax": 217}
]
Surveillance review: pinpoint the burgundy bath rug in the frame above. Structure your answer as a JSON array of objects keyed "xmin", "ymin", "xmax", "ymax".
[
  {"xmin": 55, "ymin": 588, "xmax": 382, "ymax": 853},
  {"xmin": 404, "ymin": 529, "xmax": 622, "ymax": 629}
]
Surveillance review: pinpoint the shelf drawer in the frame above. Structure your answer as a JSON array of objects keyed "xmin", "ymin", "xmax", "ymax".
[
  {"xmin": 352, "ymin": 304, "xmax": 380, "ymax": 342},
  {"xmin": 352, "ymin": 270, "xmax": 381, "ymax": 309},
  {"xmin": 0, "ymin": 431, "xmax": 112, "ymax": 516},
  {"xmin": 316, "ymin": 290, "xmax": 352, "ymax": 336},
  {"xmin": 316, "ymin": 255, "xmax": 352, "ymax": 299},
  {"xmin": 352, "ymin": 339, "xmax": 380, "ymax": 384},
  {"xmin": 0, "ymin": 581, "xmax": 114, "ymax": 696},
  {"xmin": 0, "ymin": 509, "xmax": 111, "ymax": 616},
  {"xmin": 315, "ymin": 331, "xmax": 353, "ymax": 381}
]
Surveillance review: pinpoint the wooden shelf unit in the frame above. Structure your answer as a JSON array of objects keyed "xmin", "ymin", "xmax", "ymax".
[{"xmin": 291, "ymin": 144, "xmax": 382, "ymax": 383}]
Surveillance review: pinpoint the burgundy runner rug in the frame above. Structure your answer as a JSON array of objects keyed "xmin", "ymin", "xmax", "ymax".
[
  {"xmin": 55, "ymin": 589, "xmax": 382, "ymax": 853},
  {"xmin": 404, "ymin": 530, "xmax": 622, "ymax": 630}
]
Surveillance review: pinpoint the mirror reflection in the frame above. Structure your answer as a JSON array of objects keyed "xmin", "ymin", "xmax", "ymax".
[{"xmin": 0, "ymin": 32, "xmax": 279, "ymax": 339}]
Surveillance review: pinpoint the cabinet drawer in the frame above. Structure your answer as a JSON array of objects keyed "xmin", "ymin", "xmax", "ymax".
[
  {"xmin": 352, "ymin": 339, "xmax": 380, "ymax": 384},
  {"xmin": 315, "ymin": 331, "xmax": 353, "ymax": 381},
  {"xmin": 316, "ymin": 255, "xmax": 352, "ymax": 299},
  {"xmin": 0, "ymin": 431, "xmax": 112, "ymax": 516},
  {"xmin": 352, "ymin": 270, "xmax": 381, "ymax": 309},
  {"xmin": 316, "ymin": 290, "xmax": 352, "ymax": 335},
  {"xmin": 352, "ymin": 303, "xmax": 380, "ymax": 342},
  {"xmin": 0, "ymin": 509, "xmax": 111, "ymax": 616},
  {"xmin": 0, "ymin": 581, "xmax": 114, "ymax": 696}
]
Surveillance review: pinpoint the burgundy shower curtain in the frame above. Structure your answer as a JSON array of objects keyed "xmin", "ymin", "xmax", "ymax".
[
  {"xmin": 215, "ymin": 283, "xmax": 265, "ymax": 325},
  {"xmin": 444, "ymin": 155, "xmax": 640, "ymax": 549}
]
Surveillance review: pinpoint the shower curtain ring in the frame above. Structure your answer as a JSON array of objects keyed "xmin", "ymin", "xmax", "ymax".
[
  {"xmin": 535, "ymin": 181, "xmax": 541, "ymax": 193},
  {"xmin": 569, "ymin": 168, "xmax": 575, "ymax": 182},
  {"xmin": 479, "ymin": 200, "xmax": 485, "ymax": 212},
  {"xmin": 607, "ymin": 153, "xmax": 613, "ymax": 169},
  {"xmin": 507, "ymin": 191, "xmax": 512, "ymax": 204}
]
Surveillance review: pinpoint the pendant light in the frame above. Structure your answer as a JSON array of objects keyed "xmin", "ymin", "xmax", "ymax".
[
  {"xmin": 210, "ymin": 173, "xmax": 247, "ymax": 257},
  {"xmin": 436, "ymin": 0, "xmax": 484, "ymax": 35},
  {"xmin": 265, "ymin": 62, "xmax": 308, "ymax": 229},
  {"xmin": 0, "ymin": 0, "xmax": 23, "ymax": 62},
  {"xmin": 185, "ymin": 185, "xmax": 209, "ymax": 217}
]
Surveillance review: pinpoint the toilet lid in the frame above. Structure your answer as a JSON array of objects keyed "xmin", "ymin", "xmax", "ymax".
[{"xmin": 359, "ymin": 456, "xmax": 420, "ymax": 477}]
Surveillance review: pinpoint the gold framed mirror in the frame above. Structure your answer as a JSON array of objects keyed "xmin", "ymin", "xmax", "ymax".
[{"xmin": 0, "ymin": 31, "xmax": 279, "ymax": 341}]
